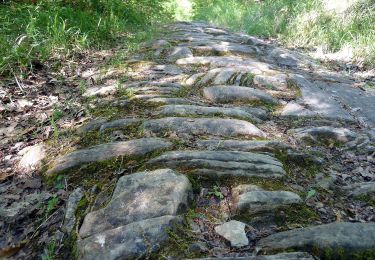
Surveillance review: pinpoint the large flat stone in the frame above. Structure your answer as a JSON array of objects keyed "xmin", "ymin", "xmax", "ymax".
[
  {"xmin": 257, "ymin": 222, "xmax": 375, "ymax": 257},
  {"xmin": 318, "ymin": 80, "xmax": 375, "ymax": 127},
  {"xmin": 203, "ymin": 86, "xmax": 279, "ymax": 105},
  {"xmin": 47, "ymin": 138, "xmax": 172, "ymax": 174},
  {"xmin": 253, "ymin": 74, "xmax": 288, "ymax": 91},
  {"xmin": 147, "ymin": 97, "xmax": 203, "ymax": 105},
  {"xmin": 192, "ymin": 252, "xmax": 314, "ymax": 260},
  {"xmin": 147, "ymin": 151, "xmax": 286, "ymax": 179},
  {"xmin": 167, "ymin": 46, "xmax": 193, "ymax": 62},
  {"xmin": 158, "ymin": 105, "xmax": 262, "ymax": 122},
  {"xmin": 343, "ymin": 182, "xmax": 375, "ymax": 197},
  {"xmin": 291, "ymin": 126, "xmax": 357, "ymax": 145},
  {"xmin": 280, "ymin": 74, "xmax": 356, "ymax": 122},
  {"xmin": 78, "ymin": 215, "xmax": 181, "ymax": 260},
  {"xmin": 191, "ymin": 67, "xmax": 263, "ymax": 86},
  {"xmin": 176, "ymin": 56, "xmax": 272, "ymax": 71},
  {"xmin": 191, "ymin": 42, "xmax": 257, "ymax": 55},
  {"xmin": 195, "ymin": 139, "xmax": 289, "ymax": 153},
  {"xmin": 234, "ymin": 189, "xmax": 302, "ymax": 214},
  {"xmin": 79, "ymin": 169, "xmax": 192, "ymax": 238},
  {"xmin": 99, "ymin": 118, "xmax": 141, "ymax": 132},
  {"xmin": 257, "ymin": 222, "xmax": 375, "ymax": 259},
  {"xmin": 142, "ymin": 117, "xmax": 266, "ymax": 138}
]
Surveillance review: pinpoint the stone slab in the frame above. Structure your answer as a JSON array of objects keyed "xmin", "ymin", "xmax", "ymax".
[
  {"xmin": 47, "ymin": 138, "xmax": 172, "ymax": 174},
  {"xmin": 203, "ymin": 86, "xmax": 279, "ymax": 105},
  {"xmin": 79, "ymin": 169, "xmax": 192, "ymax": 238},
  {"xmin": 142, "ymin": 117, "xmax": 266, "ymax": 138},
  {"xmin": 158, "ymin": 105, "xmax": 262, "ymax": 122},
  {"xmin": 257, "ymin": 222, "xmax": 375, "ymax": 257},
  {"xmin": 147, "ymin": 151, "xmax": 286, "ymax": 179}
]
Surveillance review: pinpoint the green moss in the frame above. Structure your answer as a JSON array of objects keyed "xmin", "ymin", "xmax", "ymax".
[
  {"xmin": 274, "ymin": 204, "xmax": 320, "ymax": 227},
  {"xmin": 275, "ymin": 150, "xmax": 322, "ymax": 179},
  {"xmin": 286, "ymin": 78, "xmax": 302, "ymax": 98},
  {"xmin": 311, "ymin": 246, "xmax": 375, "ymax": 260},
  {"xmin": 154, "ymin": 221, "xmax": 205, "ymax": 259},
  {"xmin": 355, "ymin": 194, "xmax": 375, "ymax": 207},
  {"xmin": 75, "ymin": 197, "xmax": 89, "ymax": 220},
  {"xmin": 240, "ymin": 72, "xmax": 255, "ymax": 86},
  {"xmin": 89, "ymin": 99, "xmax": 159, "ymax": 120},
  {"xmin": 60, "ymin": 233, "xmax": 79, "ymax": 260}
]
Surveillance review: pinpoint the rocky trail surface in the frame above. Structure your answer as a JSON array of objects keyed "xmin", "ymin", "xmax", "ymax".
[{"xmin": 1, "ymin": 22, "xmax": 375, "ymax": 259}]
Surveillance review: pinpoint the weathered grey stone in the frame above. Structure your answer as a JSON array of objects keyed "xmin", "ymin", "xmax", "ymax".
[
  {"xmin": 147, "ymin": 97, "xmax": 202, "ymax": 105},
  {"xmin": 235, "ymin": 190, "xmax": 302, "ymax": 214},
  {"xmin": 308, "ymin": 78, "xmax": 375, "ymax": 127},
  {"xmin": 153, "ymin": 64, "xmax": 183, "ymax": 75},
  {"xmin": 314, "ymin": 172, "xmax": 336, "ymax": 190},
  {"xmin": 195, "ymin": 67, "xmax": 263, "ymax": 86},
  {"xmin": 237, "ymin": 106, "xmax": 269, "ymax": 120},
  {"xmin": 257, "ymin": 222, "xmax": 375, "ymax": 257},
  {"xmin": 214, "ymin": 220, "xmax": 249, "ymax": 248},
  {"xmin": 18, "ymin": 144, "xmax": 46, "ymax": 170},
  {"xmin": 99, "ymin": 118, "xmax": 141, "ymax": 132},
  {"xmin": 176, "ymin": 56, "xmax": 272, "ymax": 71},
  {"xmin": 78, "ymin": 215, "xmax": 181, "ymax": 260},
  {"xmin": 280, "ymin": 74, "xmax": 356, "ymax": 122},
  {"xmin": 126, "ymin": 81, "xmax": 182, "ymax": 95},
  {"xmin": 292, "ymin": 126, "xmax": 357, "ymax": 145},
  {"xmin": 83, "ymin": 84, "xmax": 117, "ymax": 97},
  {"xmin": 0, "ymin": 192, "xmax": 51, "ymax": 220},
  {"xmin": 79, "ymin": 169, "xmax": 192, "ymax": 238},
  {"xmin": 267, "ymin": 48, "xmax": 299, "ymax": 67},
  {"xmin": 47, "ymin": 138, "xmax": 172, "ymax": 174},
  {"xmin": 77, "ymin": 119, "xmax": 108, "ymax": 134},
  {"xmin": 192, "ymin": 252, "xmax": 314, "ymax": 260},
  {"xmin": 63, "ymin": 187, "xmax": 84, "ymax": 233},
  {"xmin": 168, "ymin": 46, "xmax": 193, "ymax": 62},
  {"xmin": 254, "ymin": 74, "xmax": 288, "ymax": 91},
  {"xmin": 143, "ymin": 117, "xmax": 266, "ymax": 138},
  {"xmin": 147, "ymin": 151, "xmax": 286, "ymax": 179},
  {"xmin": 232, "ymin": 184, "xmax": 264, "ymax": 201},
  {"xmin": 343, "ymin": 182, "xmax": 375, "ymax": 197},
  {"xmin": 204, "ymin": 27, "xmax": 228, "ymax": 35},
  {"xmin": 203, "ymin": 86, "xmax": 279, "ymax": 105},
  {"xmin": 158, "ymin": 105, "xmax": 261, "ymax": 122},
  {"xmin": 195, "ymin": 139, "xmax": 289, "ymax": 153},
  {"xmin": 280, "ymin": 102, "xmax": 317, "ymax": 118},
  {"xmin": 191, "ymin": 42, "xmax": 257, "ymax": 55},
  {"xmin": 185, "ymin": 72, "xmax": 205, "ymax": 86},
  {"xmin": 147, "ymin": 39, "xmax": 170, "ymax": 49}
]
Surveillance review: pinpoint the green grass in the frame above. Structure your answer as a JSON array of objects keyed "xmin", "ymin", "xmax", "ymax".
[
  {"xmin": 0, "ymin": 0, "xmax": 179, "ymax": 77},
  {"xmin": 193, "ymin": 0, "xmax": 375, "ymax": 68}
]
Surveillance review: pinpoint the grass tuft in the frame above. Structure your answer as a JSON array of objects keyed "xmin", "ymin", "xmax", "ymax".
[{"xmin": 193, "ymin": 0, "xmax": 375, "ymax": 68}]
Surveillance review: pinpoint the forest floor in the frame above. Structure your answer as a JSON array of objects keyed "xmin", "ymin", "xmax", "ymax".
[{"xmin": 1, "ymin": 21, "xmax": 375, "ymax": 259}]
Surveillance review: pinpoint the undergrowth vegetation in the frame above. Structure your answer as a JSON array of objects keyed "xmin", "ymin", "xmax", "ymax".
[
  {"xmin": 193, "ymin": 0, "xmax": 375, "ymax": 68},
  {"xmin": 1, "ymin": 0, "xmax": 374, "ymax": 77},
  {"xmin": 0, "ymin": 0, "xmax": 177, "ymax": 77}
]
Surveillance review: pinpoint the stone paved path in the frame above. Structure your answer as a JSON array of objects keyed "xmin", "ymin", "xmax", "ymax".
[{"xmin": 48, "ymin": 22, "xmax": 375, "ymax": 259}]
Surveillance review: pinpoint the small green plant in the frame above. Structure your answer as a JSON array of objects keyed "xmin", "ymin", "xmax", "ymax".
[
  {"xmin": 79, "ymin": 80, "xmax": 87, "ymax": 95},
  {"xmin": 306, "ymin": 189, "xmax": 317, "ymax": 200},
  {"xmin": 45, "ymin": 197, "xmax": 59, "ymax": 217},
  {"xmin": 41, "ymin": 240, "xmax": 56, "ymax": 260},
  {"xmin": 54, "ymin": 175, "xmax": 65, "ymax": 190},
  {"xmin": 208, "ymin": 185, "xmax": 224, "ymax": 199},
  {"xmin": 50, "ymin": 107, "xmax": 63, "ymax": 139}
]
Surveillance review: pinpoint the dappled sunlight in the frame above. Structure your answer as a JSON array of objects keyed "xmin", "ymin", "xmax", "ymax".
[{"xmin": 323, "ymin": 0, "xmax": 360, "ymax": 13}]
